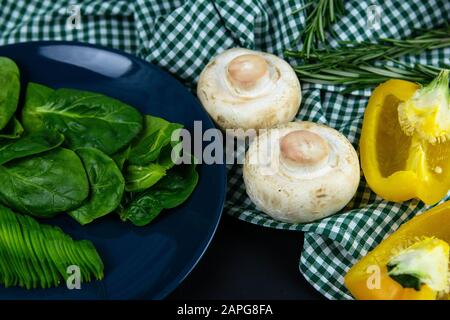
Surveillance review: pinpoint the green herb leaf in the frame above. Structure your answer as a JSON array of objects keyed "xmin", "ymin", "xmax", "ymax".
[
  {"xmin": 285, "ymin": 26, "xmax": 450, "ymax": 92},
  {"xmin": 293, "ymin": 0, "xmax": 345, "ymax": 57}
]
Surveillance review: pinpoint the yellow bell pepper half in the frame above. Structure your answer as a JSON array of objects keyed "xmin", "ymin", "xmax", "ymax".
[
  {"xmin": 360, "ymin": 79, "xmax": 450, "ymax": 205},
  {"xmin": 344, "ymin": 201, "xmax": 450, "ymax": 300}
]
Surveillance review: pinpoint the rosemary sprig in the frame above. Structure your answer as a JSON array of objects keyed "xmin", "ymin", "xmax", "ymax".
[
  {"xmin": 294, "ymin": 0, "xmax": 345, "ymax": 57},
  {"xmin": 285, "ymin": 27, "xmax": 450, "ymax": 93}
]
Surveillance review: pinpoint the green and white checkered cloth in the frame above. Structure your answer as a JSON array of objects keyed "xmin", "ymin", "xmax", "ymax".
[{"xmin": 1, "ymin": 0, "xmax": 449, "ymax": 300}]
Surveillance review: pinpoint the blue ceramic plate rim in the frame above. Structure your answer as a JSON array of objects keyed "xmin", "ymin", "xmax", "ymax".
[{"xmin": 0, "ymin": 41, "xmax": 227, "ymax": 300}]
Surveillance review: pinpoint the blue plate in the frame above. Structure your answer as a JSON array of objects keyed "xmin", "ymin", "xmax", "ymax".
[{"xmin": 0, "ymin": 42, "xmax": 226, "ymax": 300}]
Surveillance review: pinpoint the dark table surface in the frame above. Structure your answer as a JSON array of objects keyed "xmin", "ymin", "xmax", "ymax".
[{"xmin": 168, "ymin": 214, "xmax": 324, "ymax": 300}]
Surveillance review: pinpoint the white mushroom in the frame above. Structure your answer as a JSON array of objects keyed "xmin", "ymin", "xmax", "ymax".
[
  {"xmin": 197, "ymin": 48, "xmax": 301, "ymax": 137},
  {"xmin": 243, "ymin": 121, "xmax": 360, "ymax": 223}
]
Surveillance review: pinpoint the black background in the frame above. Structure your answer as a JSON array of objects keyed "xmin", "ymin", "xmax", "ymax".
[{"xmin": 169, "ymin": 214, "xmax": 324, "ymax": 300}]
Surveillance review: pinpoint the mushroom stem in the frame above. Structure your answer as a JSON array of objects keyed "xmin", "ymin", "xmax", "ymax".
[
  {"xmin": 227, "ymin": 54, "xmax": 270, "ymax": 90},
  {"xmin": 280, "ymin": 130, "xmax": 329, "ymax": 169}
]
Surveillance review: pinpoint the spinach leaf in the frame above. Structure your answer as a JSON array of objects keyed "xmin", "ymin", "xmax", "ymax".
[
  {"xmin": 0, "ymin": 57, "xmax": 20, "ymax": 131},
  {"xmin": 127, "ymin": 115, "xmax": 182, "ymax": 165},
  {"xmin": 123, "ymin": 116, "xmax": 183, "ymax": 192},
  {"xmin": 0, "ymin": 131, "xmax": 64, "ymax": 165},
  {"xmin": 124, "ymin": 163, "xmax": 167, "ymax": 192},
  {"xmin": 158, "ymin": 140, "xmax": 182, "ymax": 169},
  {"xmin": 120, "ymin": 163, "xmax": 199, "ymax": 226},
  {"xmin": 0, "ymin": 148, "xmax": 89, "ymax": 217},
  {"xmin": 124, "ymin": 143, "xmax": 180, "ymax": 192},
  {"xmin": 22, "ymin": 82, "xmax": 143, "ymax": 155},
  {"xmin": 21, "ymin": 82, "xmax": 53, "ymax": 129},
  {"xmin": 69, "ymin": 148, "xmax": 125, "ymax": 225},
  {"xmin": 0, "ymin": 117, "xmax": 24, "ymax": 140},
  {"xmin": 112, "ymin": 145, "xmax": 131, "ymax": 170}
]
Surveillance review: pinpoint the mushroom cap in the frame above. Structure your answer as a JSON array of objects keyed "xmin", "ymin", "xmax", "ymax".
[
  {"xmin": 243, "ymin": 121, "xmax": 360, "ymax": 223},
  {"xmin": 197, "ymin": 48, "xmax": 301, "ymax": 137}
]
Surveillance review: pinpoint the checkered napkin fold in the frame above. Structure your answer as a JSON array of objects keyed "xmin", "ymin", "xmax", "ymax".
[{"xmin": 1, "ymin": 0, "xmax": 449, "ymax": 299}]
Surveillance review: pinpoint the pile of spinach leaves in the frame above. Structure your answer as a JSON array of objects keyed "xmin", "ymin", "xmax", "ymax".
[{"xmin": 0, "ymin": 57, "xmax": 198, "ymax": 227}]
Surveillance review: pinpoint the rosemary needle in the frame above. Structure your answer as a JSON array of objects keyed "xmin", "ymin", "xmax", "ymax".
[
  {"xmin": 293, "ymin": 0, "xmax": 345, "ymax": 57},
  {"xmin": 285, "ymin": 27, "xmax": 450, "ymax": 93}
]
